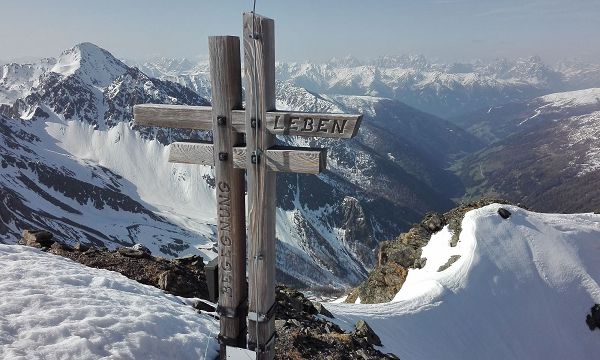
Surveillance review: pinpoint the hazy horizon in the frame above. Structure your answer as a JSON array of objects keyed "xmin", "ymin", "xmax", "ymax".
[{"xmin": 1, "ymin": 0, "xmax": 599, "ymax": 64}]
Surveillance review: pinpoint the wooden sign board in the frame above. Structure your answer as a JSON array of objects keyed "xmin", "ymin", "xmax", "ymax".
[
  {"xmin": 168, "ymin": 141, "xmax": 326, "ymax": 174},
  {"xmin": 134, "ymin": 105, "xmax": 362, "ymax": 139}
]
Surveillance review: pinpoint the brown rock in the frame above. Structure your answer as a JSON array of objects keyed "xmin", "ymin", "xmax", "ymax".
[
  {"xmin": 313, "ymin": 302, "xmax": 334, "ymax": 318},
  {"xmin": 20, "ymin": 229, "xmax": 54, "ymax": 248},
  {"xmin": 422, "ymin": 212, "xmax": 446, "ymax": 233},
  {"xmin": 354, "ymin": 320, "xmax": 382, "ymax": 347},
  {"xmin": 74, "ymin": 242, "xmax": 90, "ymax": 252},
  {"xmin": 117, "ymin": 246, "xmax": 150, "ymax": 259},
  {"xmin": 158, "ymin": 270, "xmax": 177, "ymax": 291}
]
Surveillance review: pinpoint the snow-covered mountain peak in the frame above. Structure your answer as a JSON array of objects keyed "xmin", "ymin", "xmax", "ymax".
[
  {"xmin": 51, "ymin": 42, "xmax": 128, "ymax": 88},
  {"xmin": 327, "ymin": 55, "xmax": 363, "ymax": 68},
  {"xmin": 371, "ymin": 54, "xmax": 431, "ymax": 70},
  {"xmin": 0, "ymin": 58, "xmax": 56, "ymax": 105}
]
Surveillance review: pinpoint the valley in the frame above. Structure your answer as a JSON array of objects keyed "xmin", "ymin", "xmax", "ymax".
[{"xmin": 2, "ymin": 43, "xmax": 600, "ymax": 290}]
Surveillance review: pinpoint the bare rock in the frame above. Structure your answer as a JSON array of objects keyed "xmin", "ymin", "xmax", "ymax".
[
  {"xmin": 50, "ymin": 242, "xmax": 73, "ymax": 252},
  {"xmin": 413, "ymin": 257, "xmax": 427, "ymax": 269},
  {"xmin": 422, "ymin": 212, "xmax": 446, "ymax": 233},
  {"xmin": 274, "ymin": 286, "xmax": 395, "ymax": 359},
  {"xmin": 194, "ymin": 300, "xmax": 216, "ymax": 313},
  {"xmin": 20, "ymin": 229, "xmax": 54, "ymax": 248},
  {"xmin": 132, "ymin": 243, "xmax": 151, "ymax": 255},
  {"xmin": 498, "ymin": 207, "xmax": 512, "ymax": 219},
  {"xmin": 313, "ymin": 302, "xmax": 334, "ymax": 318},
  {"xmin": 354, "ymin": 320, "xmax": 382, "ymax": 347},
  {"xmin": 158, "ymin": 270, "xmax": 177, "ymax": 291},
  {"xmin": 74, "ymin": 241, "xmax": 90, "ymax": 252},
  {"xmin": 117, "ymin": 246, "xmax": 150, "ymax": 259},
  {"xmin": 438, "ymin": 255, "xmax": 461, "ymax": 272},
  {"xmin": 586, "ymin": 304, "xmax": 600, "ymax": 331}
]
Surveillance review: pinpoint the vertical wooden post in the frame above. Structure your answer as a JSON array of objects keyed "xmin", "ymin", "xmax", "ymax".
[
  {"xmin": 209, "ymin": 36, "xmax": 247, "ymax": 357},
  {"xmin": 243, "ymin": 12, "xmax": 277, "ymax": 360}
]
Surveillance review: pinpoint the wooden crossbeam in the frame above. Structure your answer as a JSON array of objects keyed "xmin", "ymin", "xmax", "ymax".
[
  {"xmin": 134, "ymin": 105, "xmax": 245, "ymax": 132},
  {"xmin": 134, "ymin": 104, "xmax": 362, "ymax": 139},
  {"xmin": 168, "ymin": 141, "xmax": 326, "ymax": 174}
]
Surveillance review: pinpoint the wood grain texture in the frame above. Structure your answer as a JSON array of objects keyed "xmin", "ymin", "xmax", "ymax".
[
  {"xmin": 169, "ymin": 142, "xmax": 327, "ymax": 174},
  {"xmin": 244, "ymin": 12, "xmax": 277, "ymax": 360},
  {"xmin": 168, "ymin": 141, "xmax": 215, "ymax": 166},
  {"xmin": 208, "ymin": 36, "xmax": 247, "ymax": 354},
  {"xmin": 133, "ymin": 104, "xmax": 246, "ymax": 132},
  {"xmin": 134, "ymin": 104, "xmax": 361, "ymax": 139},
  {"xmin": 265, "ymin": 146, "xmax": 326, "ymax": 174}
]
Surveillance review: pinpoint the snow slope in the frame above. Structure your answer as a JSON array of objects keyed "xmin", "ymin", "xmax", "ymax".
[
  {"xmin": 0, "ymin": 244, "xmax": 219, "ymax": 360},
  {"xmin": 540, "ymin": 88, "xmax": 600, "ymax": 109},
  {"xmin": 328, "ymin": 204, "xmax": 600, "ymax": 360},
  {"xmin": 0, "ymin": 111, "xmax": 217, "ymax": 260}
]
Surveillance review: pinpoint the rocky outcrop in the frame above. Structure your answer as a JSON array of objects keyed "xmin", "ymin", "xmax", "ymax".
[
  {"xmin": 586, "ymin": 304, "xmax": 600, "ymax": 331},
  {"xmin": 438, "ymin": 255, "xmax": 461, "ymax": 272},
  {"xmin": 347, "ymin": 198, "xmax": 510, "ymax": 304},
  {"xmin": 274, "ymin": 287, "xmax": 396, "ymax": 359},
  {"xmin": 336, "ymin": 196, "xmax": 378, "ymax": 270},
  {"xmin": 498, "ymin": 208, "xmax": 512, "ymax": 219},
  {"xmin": 353, "ymin": 320, "xmax": 382, "ymax": 347},
  {"xmin": 19, "ymin": 229, "xmax": 55, "ymax": 248},
  {"xmin": 19, "ymin": 230, "xmax": 210, "ymax": 298}
]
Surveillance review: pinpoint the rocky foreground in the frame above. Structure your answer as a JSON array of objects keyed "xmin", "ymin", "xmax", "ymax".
[{"xmin": 18, "ymin": 230, "xmax": 396, "ymax": 359}]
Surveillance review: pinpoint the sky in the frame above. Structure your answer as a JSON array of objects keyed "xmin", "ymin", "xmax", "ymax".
[{"xmin": 1, "ymin": 0, "xmax": 599, "ymax": 64}]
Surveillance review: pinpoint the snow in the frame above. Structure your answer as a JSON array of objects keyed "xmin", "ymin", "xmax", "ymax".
[
  {"xmin": 0, "ymin": 59, "xmax": 55, "ymax": 105},
  {"xmin": 0, "ymin": 109, "xmax": 216, "ymax": 258},
  {"xmin": 328, "ymin": 204, "xmax": 600, "ymax": 360},
  {"xmin": 392, "ymin": 226, "xmax": 465, "ymax": 303},
  {"xmin": 540, "ymin": 88, "xmax": 600, "ymax": 108},
  {"xmin": 0, "ymin": 244, "xmax": 219, "ymax": 359},
  {"xmin": 51, "ymin": 43, "xmax": 128, "ymax": 88}
]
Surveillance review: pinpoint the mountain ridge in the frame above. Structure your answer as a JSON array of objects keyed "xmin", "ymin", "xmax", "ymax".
[
  {"xmin": 0, "ymin": 42, "xmax": 479, "ymax": 288},
  {"xmin": 454, "ymin": 88, "xmax": 600, "ymax": 212}
]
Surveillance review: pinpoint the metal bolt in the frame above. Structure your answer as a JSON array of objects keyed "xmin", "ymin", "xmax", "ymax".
[
  {"xmin": 218, "ymin": 152, "xmax": 228, "ymax": 161},
  {"xmin": 217, "ymin": 116, "xmax": 226, "ymax": 126},
  {"xmin": 251, "ymin": 152, "xmax": 260, "ymax": 164}
]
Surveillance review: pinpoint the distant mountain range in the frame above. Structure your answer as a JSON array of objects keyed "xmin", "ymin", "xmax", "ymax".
[
  {"xmin": 127, "ymin": 55, "xmax": 600, "ymax": 118},
  {"xmin": 2, "ymin": 43, "xmax": 600, "ymax": 288}
]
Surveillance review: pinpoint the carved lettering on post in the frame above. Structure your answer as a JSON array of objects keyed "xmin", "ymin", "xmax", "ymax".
[
  {"xmin": 270, "ymin": 113, "xmax": 360, "ymax": 138},
  {"xmin": 218, "ymin": 181, "xmax": 233, "ymax": 297},
  {"xmin": 208, "ymin": 36, "xmax": 247, "ymax": 356}
]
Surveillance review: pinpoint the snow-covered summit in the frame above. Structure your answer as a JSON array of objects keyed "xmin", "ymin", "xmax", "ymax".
[
  {"xmin": 51, "ymin": 42, "xmax": 129, "ymax": 88},
  {"xmin": 329, "ymin": 204, "xmax": 600, "ymax": 359}
]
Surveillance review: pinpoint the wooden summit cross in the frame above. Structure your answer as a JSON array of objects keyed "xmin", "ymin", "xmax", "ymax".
[{"xmin": 133, "ymin": 12, "xmax": 362, "ymax": 360}]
